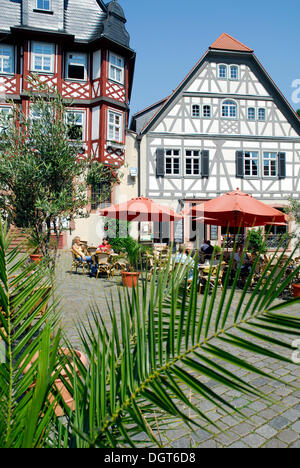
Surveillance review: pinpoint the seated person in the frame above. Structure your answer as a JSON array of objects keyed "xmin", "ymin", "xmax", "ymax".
[
  {"xmin": 97, "ymin": 237, "xmax": 112, "ymax": 253},
  {"xmin": 72, "ymin": 236, "xmax": 96, "ymax": 274},
  {"xmin": 234, "ymin": 245, "xmax": 251, "ymax": 275},
  {"xmin": 200, "ymin": 240, "xmax": 214, "ymax": 260},
  {"xmin": 174, "ymin": 245, "xmax": 195, "ymax": 280}
]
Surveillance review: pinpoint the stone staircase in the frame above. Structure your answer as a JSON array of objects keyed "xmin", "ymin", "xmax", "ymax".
[{"xmin": 8, "ymin": 226, "xmax": 29, "ymax": 252}]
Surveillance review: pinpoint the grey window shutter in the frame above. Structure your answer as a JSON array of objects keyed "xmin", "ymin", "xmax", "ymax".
[
  {"xmin": 156, "ymin": 148, "xmax": 165, "ymax": 177},
  {"xmin": 278, "ymin": 152, "xmax": 286, "ymax": 179},
  {"xmin": 236, "ymin": 151, "xmax": 244, "ymax": 178},
  {"xmin": 201, "ymin": 150, "xmax": 209, "ymax": 178}
]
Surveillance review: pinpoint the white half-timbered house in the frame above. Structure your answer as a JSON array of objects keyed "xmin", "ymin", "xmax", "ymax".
[{"xmin": 130, "ymin": 33, "xmax": 300, "ymax": 249}]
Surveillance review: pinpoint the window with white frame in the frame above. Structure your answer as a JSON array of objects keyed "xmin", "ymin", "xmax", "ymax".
[
  {"xmin": 66, "ymin": 53, "xmax": 87, "ymax": 80},
  {"xmin": 0, "ymin": 45, "xmax": 14, "ymax": 74},
  {"xmin": 192, "ymin": 105, "xmax": 200, "ymax": 117},
  {"xmin": 263, "ymin": 152, "xmax": 277, "ymax": 177},
  {"xmin": 203, "ymin": 105, "xmax": 211, "ymax": 118},
  {"xmin": 230, "ymin": 65, "xmax": 239, "ymax": 80},
  {"xmin": 244, "ymin": 151, "xmax": 259, "ymax": 177},
  {"xmin": 222, "ymin": 100, "xmax": 237, "ymax": 118},
  {"xmin": 218, "ymin": 64, "xmax": 227, "ymax": 79},
  {"xmin": 248, "ymin": 107, "xmax": 256, "ymax": 121},
  {"xmin": 258, "ymin": 108, "xmax": 266, "ymax": 121},
  {"xmin": 165, "ymin": 149, "xmax": 180, "ymax": 176},
  {"xmin": 107, "ymin": 110, "xmax": 123, "ymax": 142},
  {"xmin": 36, "ymin": 0, "xmax": 51, "ymax": 10},
  {"xmin": 31, "ymin": 42, "xmax": 55, "ymax": 73},
  {"xmin": 185, "ymin": 150, "xmax": 200, "ymax": 175},
  {"xmin": 108, "ymin": 52, "xmax": 124, "ymax": 84},
  {"xmin": 66, "ymin": 111, "xmax": 85, "ymax": 140},
  {"xmin": 0, "ymin": 106, "xmax": 11, "ymax": 133}
]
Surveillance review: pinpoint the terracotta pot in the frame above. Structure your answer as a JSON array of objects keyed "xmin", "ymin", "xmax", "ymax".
[
  {"xmin": 22, "ymin": 348, "xmax": 88, "ymax": 417},
  {"xmin": 29, "ymin": 254, "xmax": 43, "ymax": 263},
  {"xmin": 121, "ymin": 271, "xmax": 140, "ymax": 288},
  {"xmin": 292, "ymin": 283, "xmax": 300, "ymax": 298}
]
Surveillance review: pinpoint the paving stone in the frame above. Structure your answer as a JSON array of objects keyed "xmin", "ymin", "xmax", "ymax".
[
  {"xmin": 277, "ymin": 429, "xmax": 298, "ymax": 444},
  {"xmin": 248, "ymin": 401, "xmax": 267, "ymax": 412},
  {"xmin": 263, "ymin": 439, "xmax": 288, "ymax": 448},
  {"xmin": 228, "ymin": 441, "xmax": 249, "ymax": 448},
  {"xmin": 256, "ymin": 424, "xmax": 278, "ymax": 439},
  {"xmin": 231, "ymin": 398, "xmax": 249, "ymax": 409},
  {"xmin": 231, "ymin": 422, "xmax": 254, "ymax": 437},
  {"xmin": 171, "ymin": 437, "xmax": 191, "ymax": 448},
  {"xmin": 241, "ymin": 434, "xmax": 266, "ymax": 448},
  {"xmin": 269, "ymin": 416, "xmax": 290, "ymax": 430},
  {"xmin": 280, "ymin": 409, "xmax": 300, "ymax": 423},
  {"xmin": 291, "ymin": 421, "xmax": 300, "ymax": 433}
]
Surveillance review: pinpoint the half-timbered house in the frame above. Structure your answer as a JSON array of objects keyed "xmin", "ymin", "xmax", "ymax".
[
  {"xmin": 130, "ymin": 33, "xmax": 300, "ymax": 249},
  {"xmin": 0, "ymin": 0, "xmax": 136, "ymax": 246}
]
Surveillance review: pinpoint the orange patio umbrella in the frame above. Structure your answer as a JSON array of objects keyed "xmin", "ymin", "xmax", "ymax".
[
  {"xmin": 185, "ymin": 189, "xmax": 287, "ymax": 227},
  {"xmin": 99, "ymin": 196, "xmax": 183, "ymax": 223}
]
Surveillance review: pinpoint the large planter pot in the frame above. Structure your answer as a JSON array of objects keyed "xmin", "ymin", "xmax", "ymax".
[
  {"xmin": 22, "ymin": 348, "xmax": 88, "ymax": 417},
  {"xmin": 29, "ymin": 254, "xmax": 43, "ymax": 263},
  {"xmin": 292, "ymin": 284, "xmax": 300, "ymax": 298},
  {"xmin": 121, "ymin": 271, "xmax": 140, "ymax": 288}
]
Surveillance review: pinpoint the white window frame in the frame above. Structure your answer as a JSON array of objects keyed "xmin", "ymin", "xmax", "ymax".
[
  {"xmin": 0, "ymin": 45, "xmax": 14, "ymax": 74},
  {"xmin": 203, "ymin": 105, "xmax": 211, "ymax": 118},
  {"xmin": 165, "ymin": 149, "xmax": 181, "ymax": 176},
  {"xmin": 107, "ymin": 110, "xmax": 123, "ymax": 143},
  {"xmin": 222, "ymin": 99, "xmax": 237, "ymax": 119},
  {"xmin": 191, "ymin": 104, "xmax": 200, "ymax": 118},
  {"xmin": 247, "ymin": 107, "xmax": 256, "ymax": 121},
  {"xmin": 263, "ymin": 152, "xmax": 277, "ymax": 177},
  {"xmin": 218, "ymin": 64, "xmax": 227, "ymax": 79},
  {"xmin": 66, "ymin": 110, "xmax": 85, "ymax": 141},
  {"xmin": 230, "ymin": 65, "xmax": 239, "ymax": 80},
  {"xmin": 31, "ymin": 41, "xmax": 55, "ymax": 74},
  {"xmin": 258, "ymin": 108, "xmax": 266, "ymax": 121},
  {"xmin": 244, "ymin": 151, "xmax": 259, "ymax": 177},
  {"xmin": 65, "ymin": 52, "xmax": 87, "ymax": 81},
  {"xmin": 108, "ymin": 52, "xmax": 124, "ymax": 84},
  {"xmin": 0, "ymin": 106, "xmax": 12, "ymax": 133},
  {"xmin": 36, "ymin": 0, "xmax": 51, "ymax": 10},
  {"xmin": 185, "ymin": 149, "xmax": 201, "ymax": 176}
]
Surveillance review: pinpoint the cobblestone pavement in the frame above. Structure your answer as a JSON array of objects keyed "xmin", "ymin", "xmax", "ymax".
[{"xmin": 55, "ymin": 252, "xmax": 300, "ymax": 449}]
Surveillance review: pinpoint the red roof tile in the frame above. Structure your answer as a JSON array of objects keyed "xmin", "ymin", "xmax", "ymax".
[{"xmin": 209, "ymin": 33, "xmax": 253, "ymax": 53}]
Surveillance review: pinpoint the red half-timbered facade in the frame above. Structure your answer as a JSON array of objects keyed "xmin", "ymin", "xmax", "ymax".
[{"xmin": 0, "ymin": 0, "xmax": 135, "ymax": 169}]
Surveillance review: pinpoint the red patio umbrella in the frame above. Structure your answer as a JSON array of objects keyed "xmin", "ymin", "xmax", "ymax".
[
  {"xmin": 185, "ymin": 189, "xmax": 287, "ymax": 227},
  {"xmin": 99, "ymin": 196, "xmax": 182, "ymax": 223}
]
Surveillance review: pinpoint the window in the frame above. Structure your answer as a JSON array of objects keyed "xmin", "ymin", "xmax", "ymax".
[
  {"xmin": 165, "ymin": 149, "xmax": 180, "ymax": 175},
  {"xmin": 185, "ymin": 150, "xmax": 200, "ymax": 175},
  {"xmin": 108, "ymin": 110, "xmax": 123, "ymax": 142},
  {"xmin": 108, "ymin": 52, "xmax": 124, "ymax": 84},
  {"xmin": 248, "ymin": 107, "xmax": 256, "ymax": 121},
  {"xmin": 258, "ymin": 108, "xmax": 266, "ymax": 121},
  {"xmin": 222, "ymin": 100, "xmax": 237, "ymax": 118},
  {"xmin": 192, "ymin": 105, "xmax": 200, "ymax": 117},
  {"xmin": 66, "ymin": 111, "xmax": 85, "ymax": 140},
  {"xmin": 31, "ymin": 42, "xmax": 55, "ymax": 73},
  {"xmin": 0, "ymin": 106, "xmax": 11, "ymax": 133},
  {"xmin": 203, "ymin": 105, "xmax": 211, "ymax": 118},
  {"xmin": 218, "ymin": 64, "xmax": 227, "ymax": 79},
  {"xmin": 244, "ymin": 151, "xmax": 259, "ymax": 177},
  {"xmin": 91, "ymin": 182, "xmax": 111, "ymax": 210},
  {"xmin": 66, "ymin": 53, "xmax": 87, "ymax": 80},
  {"xmin": 0, "ymin": 45, "xmax": 14, "ymax": 74},
  {"xmin": 36, "ymin": 0, "xmax": 51, "ymax": 10},
  {"xmin": 263, "ymin": 152, "xmax": 277, "ymax": 177},
  {"xmin": 230, "ymin": 65, "xmax": 239, "ymax": 80}
]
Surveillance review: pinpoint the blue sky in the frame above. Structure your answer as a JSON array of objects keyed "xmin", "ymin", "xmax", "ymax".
[{"xmin": 121, "ymin": 0, "xmax": 300, "ymax": 118}]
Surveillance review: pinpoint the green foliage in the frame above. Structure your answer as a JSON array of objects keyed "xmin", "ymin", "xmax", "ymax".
[
  {"xmin": 104, "ymin": 219, "xmax": 131, "ymax": 240},
  {"xmin": 246, "ymin": 228, "xmax": 267, "ymax": 253},
  {"xmin": 284, "ymin": 197, "xmax": 300, "ymax": 225},
  {"xmin": 109, "ymin": 236, "xmax": 141, "ymax": 270}
]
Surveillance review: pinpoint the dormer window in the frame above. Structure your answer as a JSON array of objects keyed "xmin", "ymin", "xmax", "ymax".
[
  {"xmin": 36, "ymin": 0, "xmax": 51, "ymax": 11},
  {"xmin": 66, "ymin": 53, "xmax": 87, "ymax": 81},
  {"xmin": 108, "ymin": 52, "xmax": 124, "ymax": 84}
]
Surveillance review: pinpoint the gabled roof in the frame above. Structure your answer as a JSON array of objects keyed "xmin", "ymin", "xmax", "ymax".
[
  {"xmin": 209, "ymin": 33, "xmax": 253, "ymax": 53},
  {"xmin": 136, "ymin": 33, "xmax": 300, "ymax": 137}
]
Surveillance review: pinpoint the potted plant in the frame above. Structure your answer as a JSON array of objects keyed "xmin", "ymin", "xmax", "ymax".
[
  {"xmin": 292, "ymin": 281, "xmax": 300, "ymax": 298},
  {"xmin": 26, "ymin": 235, "xmax": 43, "ymax": 263},
  {"xmin": 120, "ymin": 238, "xmax": 141, "ymax": 288}
]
